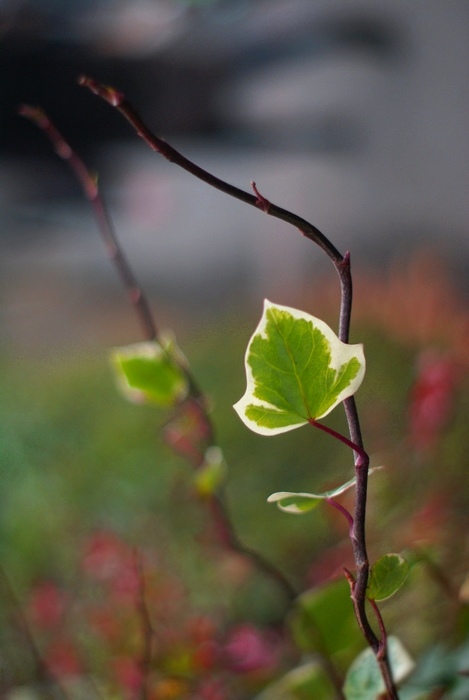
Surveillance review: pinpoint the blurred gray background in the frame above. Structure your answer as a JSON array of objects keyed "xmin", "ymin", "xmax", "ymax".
[{"xmin": 2, "ymin": 0, "xmax": 469, "ymax": 349}]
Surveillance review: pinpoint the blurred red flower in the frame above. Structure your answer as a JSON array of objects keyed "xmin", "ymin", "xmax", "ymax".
[
  {"xmin": 223, "ymin": 624, "xmax": 280, "ymax": 675},
  {"xmin": 408, "ymin": 351, "xmax": 458, "ymax": 451},
  {"xmin": 27, "ymin": 581, "xmax": 67, "ymax": 630}
]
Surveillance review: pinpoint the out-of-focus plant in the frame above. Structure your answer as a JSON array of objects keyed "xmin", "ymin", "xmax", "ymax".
[{"xmin": 12, "ymin": 75, "xmax": 469, "ymax": 700}]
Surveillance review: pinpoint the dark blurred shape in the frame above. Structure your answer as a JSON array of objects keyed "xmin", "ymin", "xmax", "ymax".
[{"xmin": 2, "ymin": 0, "xmax": 469, "ymax": 333}]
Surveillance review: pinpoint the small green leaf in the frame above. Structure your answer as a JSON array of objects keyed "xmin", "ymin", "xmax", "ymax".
[
  {"xmin": 268, "ymin": 467, "xmax": 381, "ymax": 514},
  {"xmin": 194, "ymin": 446, "xmax": 227, "ymax": 497},
  {"xmin": 111, "ymin": 340, "xmax": 188, "ymax": 407},
  {"xmin": 367, "ymin": 553, "xmax": 410, "ymax": 601},
  {"xmin": 268, "ymin": 476, "xmax": 358, "ymax": 514},
  {"xmin": 234, "ymin": 300, "xmax": 365, "ymax": 436},
  {"xmin": 343, "ymin": 636, "xmax": 414, "ymax": 700}
]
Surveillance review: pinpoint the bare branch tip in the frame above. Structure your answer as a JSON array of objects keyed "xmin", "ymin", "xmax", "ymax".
[
  {"xmin": 18, "ymin": 104, "xmax": 47, "ymax": 125},
  {"xmin": 78, "ymin": 75, "xmax": 123, "ymax": 107}
]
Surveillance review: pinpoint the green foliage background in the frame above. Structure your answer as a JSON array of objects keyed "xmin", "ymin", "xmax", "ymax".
[{"xmin": 1, "ymin": 286, "xmax": 469, "ymax": 695}]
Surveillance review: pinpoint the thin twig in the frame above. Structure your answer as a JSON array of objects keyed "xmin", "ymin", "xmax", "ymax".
[
  {"xmin": 133, "ymin": 550, "xmax": 153, "ymax": 700},
  {"xmin": 209, "ymin": 493, "xmax": 297, "ymax": 602},
  {"xmin": 20, "ymin": 103, "xmax": 297, "ymax": 605},
  {"xmin": 0, "ymin": 565, "xmax": 69, "ymax": 699},
  {"xmin": 77, "ymin": 76, "xmax": 398, "ymax": 698},
  {"xmin": 18, "ymin": 104, "xmax": 157, "ymax": 342},
  {"xmin": 77, "ymin": 76, "xmax": 342, "ymax": 263}
]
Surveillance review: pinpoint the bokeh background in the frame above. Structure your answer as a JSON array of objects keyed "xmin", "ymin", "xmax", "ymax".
[
  {"xmin": 1, "ymin": 1, "xmax": 469, "ymax": 697},
  {"xmin": 3, "ymin": 0, "xmax": 469, "ymax": 342}
]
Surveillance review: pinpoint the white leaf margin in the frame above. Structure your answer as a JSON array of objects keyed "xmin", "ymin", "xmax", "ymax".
[
  {"xmin": 268, "ymin": 467, "xmax": 381, "ymax": 514},
  {"xmin": 111, "ymin": 339, "xmax": 188, "ymax": 404},
  {"xmin": 233, "ymin": 300, "xmax": 366, "ymax": 436}
]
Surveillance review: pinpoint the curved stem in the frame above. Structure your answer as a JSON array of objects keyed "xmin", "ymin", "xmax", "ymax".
[
  {"xmin": 76, "ymin": 76, "xmax": 398, "ymax": 698},
  {"xmin": 20, "ymin": 103, "xmax": 296, "ymax": 605},
  {"xmin": 209, "ymin": 493, "xmax": 297, "ymax": 603},
  {"xmin": 18, "ymin": 105, "xmax": 157, "ymax": 343},
  {"xmin": 326, "ymin": 497, "xmax": 354, "ymax": 534},
  {"xmin": 78, "ymin": 76, "xmax": 343, "ymax": 264}
]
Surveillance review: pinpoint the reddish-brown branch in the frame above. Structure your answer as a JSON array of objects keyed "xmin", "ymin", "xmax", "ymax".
[
  {"xmin": 78, "ymin": 75, "xmax": 343, "ymax": 264},
  {"xmin": 21, "ymin": 102, "xmax": 297, "ymax": 606},
  {"xmin": 133, "ymin": 551, "xmax": 153, "ymax": 700},
  {"xmin": 208, "ymin": 493, "xmax": 297, "ymax": 602},
  {"xmin": 18, "ymin": 104, "xmax": 157, "ymax": 343},
  {"xmin": 78, "ymin": 75, "xmax": 398, "ymax": 697},
  {"xmin": 32, "ymin": 78, "xmax": 397, "ymax": 696}
]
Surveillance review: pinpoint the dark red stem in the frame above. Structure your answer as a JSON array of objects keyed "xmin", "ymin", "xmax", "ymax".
[
  {"xmin": 326, "ymin": 497, "xmax": 354, "ymax": 534},
  {"xmin": 77, "ymin": 76, "xmax": 398, "ymax": 697},
  {"xmin": 78, "ymin": 76, "xmax": 343, "ymax": 263},
  {"xmin": 18, "ymin": 104, "xmax": 157, "ymax": 342},
  {"xmin": 308, "ymin": 418, "xmax": 368, "ymax": 465},
  {"xmin": 20, "ymin": 102, "xmax": 296, "ymax": 605}
]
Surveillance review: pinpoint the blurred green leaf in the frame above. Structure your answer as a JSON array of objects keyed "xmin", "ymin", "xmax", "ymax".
[
  {"xmin": 234, "ymin": 300, "xmax": 365, "ymax": 436},
  {"xmin": 290, "ymin": 578, "xmax": 362, "ymax": 664},
  {"xmin": 194, "ymin": 446, "xmax": 227, "ymax": 496},
  {"xmin": 111, "ymin": 340, "xmax": 188, "ymax": 407},
  {"xmin": 255, "ymin": 661, "xmax": 336, "ymax": 700},
  {"xmin": 367, "ymin": 553, "xmax": 410, "ymax": 601},
  {"xmin": 343, "ymin": 636, "xmax": 414, "ymax": 700},
  {"xmin": 400, "ymin": 640, "xmax": 469, "ymax": 699}
]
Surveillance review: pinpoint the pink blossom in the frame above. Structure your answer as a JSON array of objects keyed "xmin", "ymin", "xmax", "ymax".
[{"xmin": 223, "ymin": 624, "xmax": 279, "ymax": 674}]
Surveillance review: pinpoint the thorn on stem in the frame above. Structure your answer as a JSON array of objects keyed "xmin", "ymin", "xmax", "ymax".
[
  {"xmin": 343, "ymin": 567, "xmax": 356, "ymax": 591},
  {"xmin": 251, "ymin": 181, "xmax": 272, "ymax": 213},
  {"xmin": 339, "ymin": 250, "xmax": 351, "ymax": 269}
]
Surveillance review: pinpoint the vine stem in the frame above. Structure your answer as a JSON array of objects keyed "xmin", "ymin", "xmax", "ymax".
[
  {"xmin": 77, "ymin": 76, "xmax": 399, "ymax": 699},
  {"xmin": 77, "ymin": 76, "xmax": 343, "ymax": 263},
  {"xmin": 18, "ymin": 104, "xmax": 157, "ymax": 343},
  {"xmin": 133, "ymin": 550, "xmax": 153, "ymax": 700},
  {"xmin": 0, "ymin": 565, "xmax": 70, "ymax": 699},
  {"xmin": 20, "ymin": 102, "xmax": 296, "ymax": 606}
]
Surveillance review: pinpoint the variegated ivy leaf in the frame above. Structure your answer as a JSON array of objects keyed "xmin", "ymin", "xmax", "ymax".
[
  {"xmin": 268, "ymin": 467, "xmax": 380, "ymax": 514},
  {"xmin": 268, "ymin": 476, "xmax": 359, "ymax": 514},
  {"xmin": 111, "ymin": 339, "xmax": 188, "ymax": 407},
  {"xmin": 343, "ymin": 636, "xmax": 414, "ymax": 700},
  {"xmin": 234, "ymin": 300, "xmax": 365, "ymax": 436}
]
